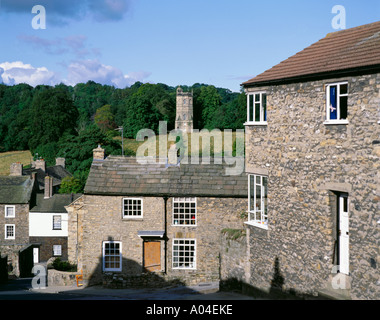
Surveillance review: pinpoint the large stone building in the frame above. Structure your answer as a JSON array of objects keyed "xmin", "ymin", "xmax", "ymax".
[
  {"xmin": 66, "ymin": 147, "xmax": 247, "ymax": 287},
  {"xmin": 241, "ymin": 21, "xmax": 380, "ymax": 299}
]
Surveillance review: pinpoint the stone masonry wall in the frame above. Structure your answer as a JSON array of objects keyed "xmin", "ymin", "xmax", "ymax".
[
  {"xmin": 0, "ymin": 204, "xmax": 30, "ymax": 276},
  {"xmin": 245, "ymin": 73, "xmax": 380, "ymax": 299},
  {"xmin": 166, "ymin": 197, "xmax": 247, "ymax": 285}
]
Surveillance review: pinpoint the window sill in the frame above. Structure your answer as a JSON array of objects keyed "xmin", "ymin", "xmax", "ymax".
[
  {"xmin": 172, "ymin": 225, "xmax": 197, "ymax": 227},
  {"xmin": 122, "ymin": 217, "xmax": 143, "ymax": 220},
  {"xmin": 244, "ymin": 221, "xmax": 268, "ymax": 230},
  {"xmin": 323, "ymin": 120, "xmax": 349, "ymax": 125},
  {"xmin": 244, "ymin": 122, "xmax": 268, "ymax": 126}
]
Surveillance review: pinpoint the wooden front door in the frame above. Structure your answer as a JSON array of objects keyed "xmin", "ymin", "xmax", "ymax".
[{"xmin": 144, "ymin": 241, "xmax": 161, "ymax": 272}]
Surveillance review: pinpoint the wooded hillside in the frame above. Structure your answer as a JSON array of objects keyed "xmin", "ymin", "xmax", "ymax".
[{"xmin": 0, "ymin": 81, "xmax": 246, "ymax": 191}]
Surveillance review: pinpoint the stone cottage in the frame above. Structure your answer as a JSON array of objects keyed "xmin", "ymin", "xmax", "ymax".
[
  {"xmin": 66, "ymin": 146, "xmax": 247, "ymax": 287},
  {"xmin": 0, "ymin": 175, "xmax": 34, "ymax": 277},
  {"xmin": 241, "ymin": 21, "xmax": 380, "ymax": 299}
]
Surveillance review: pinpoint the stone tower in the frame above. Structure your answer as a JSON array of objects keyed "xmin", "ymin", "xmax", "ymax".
[{"xmin": 175, "ymin": 86, "xmax": 193, "ymax": 133}]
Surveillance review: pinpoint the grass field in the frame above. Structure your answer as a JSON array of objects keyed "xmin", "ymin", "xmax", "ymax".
[
  {"xmin": 0, "ymin": 132, "xmax": 243, "ymax": 175},
  {"xmin": 0, "ymin": 150, "xmax": 33, "ymax": 175},
  {"xmin": 116, "ymin": 131, "xmax": 243, "ymax": 157}
]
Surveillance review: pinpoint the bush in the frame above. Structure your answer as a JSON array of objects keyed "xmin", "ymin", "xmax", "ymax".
[{"xmin": 52, "ymin": 258, "xmax": 77, "ymax": 272}]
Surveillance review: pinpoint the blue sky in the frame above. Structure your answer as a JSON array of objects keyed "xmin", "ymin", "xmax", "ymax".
[{"xmin": 0, "ymin": 0, "xmax": 379, "ymax": 92}]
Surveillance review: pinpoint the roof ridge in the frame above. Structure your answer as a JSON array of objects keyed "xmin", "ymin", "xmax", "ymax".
[{"xmin": 243, "ymin": 21, "xmax": 380, "ymax": 86}]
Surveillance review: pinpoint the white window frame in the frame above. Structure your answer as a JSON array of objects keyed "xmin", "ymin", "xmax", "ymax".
[
  {"xmin": 102, "ymin": 241, "xmax": 122, "ymax": 272},
  {"xmin": 324, "ymin": 82, "xmax": 349, "ymax": 125},
  {"xmin": 52, "ymin": 215, "xmax": 62, "ymax": 230},
  {"xmin": 53, "ymin": 245, "xmax": 62, "ymax": 256},
  {"xmin": 122, "ymin": 198, "xmax": 143, "ymax": 219},
  {"xmin": 5, "ymin": 205, "xmax": 15, "ymax": 218},
  {"xmin": 5, "ymin": 224, "xmax": 15, "ymax": 239},
  {"xmin": 244, "ymin": 92, "xmax": 267, "ymax": 126},
  {"xmin": 246, "ymin": 175, "xmax": 268, "ymax": 230},
  {"xmin": 172, "ymin": 197, "xmax": 197, "ymax": 226},
  {"xmin": 172, "ymin": 239, "xmax": 196, "ymax": 270}
]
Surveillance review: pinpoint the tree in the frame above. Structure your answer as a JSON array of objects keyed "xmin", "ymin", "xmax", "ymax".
[
  {"xmin": 56, "ymin": 124, "xmax": 126, "ymax": 192},
  {"xmin": 28, "ymin": 87, "xmax": 79, "ymax": 152},
  {"xmin": 123, "ymin": 83, "xmax": 175, "ymax": 138},
  {"xmin": 94, "ymin": 104, "xmax": 116, "ymax": 133},
  {"xmin": 197, "ymin": 85, "xmax": 222, "ymax": 130},
  {"xmin": 59, "ymin": 176, "xmax": 82, "ymax": 194}
]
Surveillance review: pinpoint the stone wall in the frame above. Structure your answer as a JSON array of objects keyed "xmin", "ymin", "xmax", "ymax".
[
  {"xmin": 30, "ymin": 236, "xmax": 68, "ymax": 262},
  {"xmin": 219, "ymin": 228, "xmax": 248, "ymax": 290},
  {"xmin": 245, "ymin": 73, "xmax": 380, "ymax": 299},
  {"xmin": 47, "ymin": 268, "xmax": 82, "ymax": 287},
  {"xmin": 0, "ymin": 204, "xmax": 30, "ymax": 276}
]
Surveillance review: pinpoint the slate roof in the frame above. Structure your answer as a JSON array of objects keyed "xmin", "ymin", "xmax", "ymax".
[
  {"xmin": 29, "ymin": 193, "xmax": 82, "ymax": 213},
  {"xmin": 243, "ymin": 21, "xmax": 380, "ymax": 87},
  {"xmin": 84, "ymin": 156, "xmax": 247, "ymax": 198},
  {"xmin": 0, "ymin": 176, "xmax": 34, "ymax": 204},
  {"xmin": 23, "ymin": 165, "xmax": 72, "ymax": 190}
]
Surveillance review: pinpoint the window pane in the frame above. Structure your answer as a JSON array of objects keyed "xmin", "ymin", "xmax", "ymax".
[
  {"xmin": 329, "ymin": 86, "xmax": 338, "ymax": 120},
  {"xmin": 340, "ymin": 96, "xmax": 348, "ymax": 120},
  {"xmin": 249, "ymin": 175, "xmax": 255, "ymax": 212},
  {"xmin": 340, "ymin": 84, "xmax": 348, "ymax": 95},
  {"xmin": 6, "ymin": 207, "xmax": 14, "ymax": 217},
  {"xmin": 255, "ymin": 93, "xmax": 260, "ymax": 102},
  {"xmin": 343, "ymin": 196, "xmax": 348, "ymax": 213},
  {"xmin": 256, "ymin": 184, "xmax": 261, "ymax": 211},
  {"xmin": 249, "ymin": 95, "xmax": 254, "ymax": 122},
  {"xmin": 262, "ymin": 94, "xmax": 267, "ymax": 121},
  {"xmin": 255, "ymin": 103, "xmax": 261, "ymax": 122},
  {"xmin": 263, "ymin": 177, "xmax": 268, "ymax": 222}
]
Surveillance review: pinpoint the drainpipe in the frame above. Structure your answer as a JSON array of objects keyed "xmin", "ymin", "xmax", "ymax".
[{"xmin": 164, "ymin": 196, "xmax": 168, "ymax": 274}]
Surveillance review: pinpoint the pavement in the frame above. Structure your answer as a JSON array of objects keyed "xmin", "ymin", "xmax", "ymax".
[{"xmin": 28, "ymin": 281, "xmax": 256, "ymax": 300}]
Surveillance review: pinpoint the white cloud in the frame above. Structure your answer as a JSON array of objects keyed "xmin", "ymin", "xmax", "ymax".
[
  {"xmin": 0, "ymin": 61, "xmax": 59, "ymax": 86},
  {"xmin": 0, "ymin": 60, "xmax": 150, "ymax": 88},
  {"xmin": 65, "ymin": 59, "xmax": 151, "ymax": 88}
]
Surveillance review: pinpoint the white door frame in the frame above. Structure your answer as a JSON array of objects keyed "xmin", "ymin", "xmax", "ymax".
[
  {"xmin": 338, "ymin": 194, "xmax": 349, "ymax": 275},
  {"xmin": 33, "ymin": 247, "xmax": 39, "ymax": 264}
]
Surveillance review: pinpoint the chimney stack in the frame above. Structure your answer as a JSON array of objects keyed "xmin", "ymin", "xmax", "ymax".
[
  {"xmin": 44, "ymin": 175, "xmax": 53, "ymax": 199},
  {"xmin": 56, "ymin": 157, "xmax": 65, "ymax": 168},
  {"xmin": 93, "ymin": 145, "xmax": 105, "ymax": 161},
  {"xmin": 35, "ymin": 159, "xmax": 46, "ymax": 172},
  {"xmin": 10, "ymin": 162, "xmax": 23, "ymax": 176}
]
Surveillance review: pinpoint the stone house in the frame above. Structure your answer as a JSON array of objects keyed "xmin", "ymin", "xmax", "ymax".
[
  {"xmin": 241, "ymin": 21, "xmax": 380, "ymax": 299},
  {"xmin": 0, "ymin": 158, "xmax": 77, "ymax": 276},
  {"xmin": 66, "ymin": 146, "xmax": 247, "ymax": 287},
  {"xmin": 0, "ymin": 175, "xmax": 34, "ymax": 277}
]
